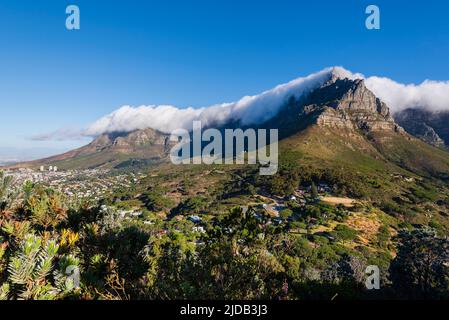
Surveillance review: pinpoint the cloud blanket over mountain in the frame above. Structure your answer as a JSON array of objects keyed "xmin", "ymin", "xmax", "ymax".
[{"xmin": 37, "ymin": 67, "xmax": 449, "ymax": 139}]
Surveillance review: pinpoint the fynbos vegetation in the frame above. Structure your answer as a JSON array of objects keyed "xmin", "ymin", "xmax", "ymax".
[{"xmin": 1, "ymin": 164, "xmax": 448, "ymax": 300}]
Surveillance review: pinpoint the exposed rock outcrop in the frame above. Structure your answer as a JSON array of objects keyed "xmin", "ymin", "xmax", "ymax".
[
  {"xmin": 395, "ymin": 108, "xmax": 448, "ymax": 148},
  {"xmin": 307, "ymin": 77, "xmax": 402, "ymax": 134},
  {"xmin": 5, "ymin": 128, "xmax": 173, "ymax": 169},
  {"xmin": 251, "ymin": 72, "xmax": 406, "ymax": 140}
]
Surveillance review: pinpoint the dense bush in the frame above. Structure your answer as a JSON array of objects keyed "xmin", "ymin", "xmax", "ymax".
[
  {"xmin": 389, "ymin": 228, "xmax": 449, "ymax": 299},
  {"xmin": 0, "ymin": 170, "xmax": 448, "ymax": 300}
]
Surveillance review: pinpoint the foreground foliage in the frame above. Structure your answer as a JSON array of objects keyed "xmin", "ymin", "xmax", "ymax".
[{"xmin": 0, "ymin": 171, "xmax": 448, "ymax": 300}]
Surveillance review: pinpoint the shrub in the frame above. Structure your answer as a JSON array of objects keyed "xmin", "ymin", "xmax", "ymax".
[
  {"xmin": 280, "ymin": 209, "xmax": 293, "ymax": 220},
  {"xmin": 7, "ymin": 234, "xmax": 59, "ymax": 299},
  {"xmin": 332, "ymin": 225, "xmax": 357, "ymax": 242}
]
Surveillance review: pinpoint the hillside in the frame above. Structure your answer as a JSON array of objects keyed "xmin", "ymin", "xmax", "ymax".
[
  {"xmin": 395, "ymin": 108, "xmax": 449, "ymax": 148},
  {"xmin": 2, "ymin": 69, "xmax": 449, "ymax": 301},
  {"xmin": 7, "ymin": 71, "xmax": 449, "ymax": 189},
  {"xmin": 5, "ymin": 128, "xmax": 173, "ymax": 170}
]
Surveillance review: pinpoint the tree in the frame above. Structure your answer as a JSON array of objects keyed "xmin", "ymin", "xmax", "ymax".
[
  {"xmin": 279, "ymin": 209, "xmax": 293, "ymax": 220},
  {"xmin": 389, "ymin": 228, "xmax": 449, "ymax": 299},
  {"xmin": 140, "ymin": 229, "xmax": 196, "ymax": 299},
  {"xmin": 192, "ymin": 207, "xmax": 285, "ymax": 299},
  {"xmin": 336, "ymin": 254, "xmax": 367, "ymax": 284},
  {"xmin": 322, "ymin": 254, "xmax": 367, "ymax": 284},
  {"xmin": 377, "ymin": 225, "xmax": 390, "ymax": 248},
  {"xmin": 178, "ymin": 196, "xmax": 207, "ymax": 215},
  {"xmin": 311, "ymin": 182, "xmax": 319, "ymax": 200},
  {"xmin": 143, "ymin": 190, "xmax": 175, "ymax": 212},
  {"xmin": 332, "ymin": 225, "xmax": 357, "ymax": 243}
]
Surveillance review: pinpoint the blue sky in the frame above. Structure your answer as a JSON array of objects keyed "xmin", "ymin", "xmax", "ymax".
[{"xmin": 0, "ymin": 0, "xmax": 448, "ymax": 160}]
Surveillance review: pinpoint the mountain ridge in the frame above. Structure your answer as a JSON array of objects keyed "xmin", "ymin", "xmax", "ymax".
[
  {"xmin": 4, "ymin": 70, "xmax": 449, "ymax": 179},
  {"xmin": 4, "ymin": 128, "xmax": 173, "ymax": 170},
  {"xmin": 395, "ymin": 108, "xmax": 449, "ymax": 148}
]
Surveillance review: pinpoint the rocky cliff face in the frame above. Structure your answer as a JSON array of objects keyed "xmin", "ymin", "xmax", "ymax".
[
  {"xmin": 251, "ymin": 73, "xmax": 405, "ymax": 140},
  {"xmin": 88, "ymin": 128, "xmax": 171, "ymax": 153},
  {"xmin": 395, "ymin": 108, "xmax": 448, "ymax": 148},
  {"xmin": 6, "ymin": 128, "xmax": 174, "ymax": 169},
  {"xmin": 13, "ymin": 69, "xmax": 442, "ymax": 172},
  {"xmin": 302, "ymin": 77, "xmax": 402, "ymax": 133}
]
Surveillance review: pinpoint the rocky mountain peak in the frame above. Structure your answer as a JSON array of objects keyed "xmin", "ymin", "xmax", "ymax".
[
  {"xmin": 89, "ymin": 128, "xmax": 170, "ymax": 151},
  {"xmin": 256, "ymin": 75, "xmax": 406, "ymax": 140},
  {"xmin": 309, "ymin": 77, "xmax": 401, "ymax": 133},
  {"xmin": 327, "ymin": 66, "xmax": 358, "ymax": 83}
]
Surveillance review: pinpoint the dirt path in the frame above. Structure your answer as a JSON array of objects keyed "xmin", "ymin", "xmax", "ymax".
[{"xmin": 320, "ymin": 196, "xmax": 355, "ymax": 207}]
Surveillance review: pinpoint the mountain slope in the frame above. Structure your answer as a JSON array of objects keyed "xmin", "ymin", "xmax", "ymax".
[
  {"xmin": 257, "ymin": 76, "xmax": 445, "ymax": 202},
  {"xmin": 6, "ymin": 128, "xmax": 173, "ymax": 170},
  {"xmin": 395, "ymin": 108, "xmax": 449, "ymax": 148},
  {"xmin": 266, "ymin": 76, "xmax": 449, "ymax": 180},
  {"xmin": 7, "ymin": 69, "xmax": 449, "ymax": 181}
]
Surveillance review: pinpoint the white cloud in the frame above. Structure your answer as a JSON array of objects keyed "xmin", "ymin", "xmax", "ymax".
[
  {"xmin": 30, "ymin": 127, "xmax": 90, "ymax": 141},
  {"xmin": 364, "ymin": 77, "xmax": 449, "ymax": 113},
  {"xmin": 34, "ymin": 66, "xmax": 449, "ymax": 140},
  {"xmin": 84, "ymin": 67, "xmax": 340, "ymax": 135}
]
